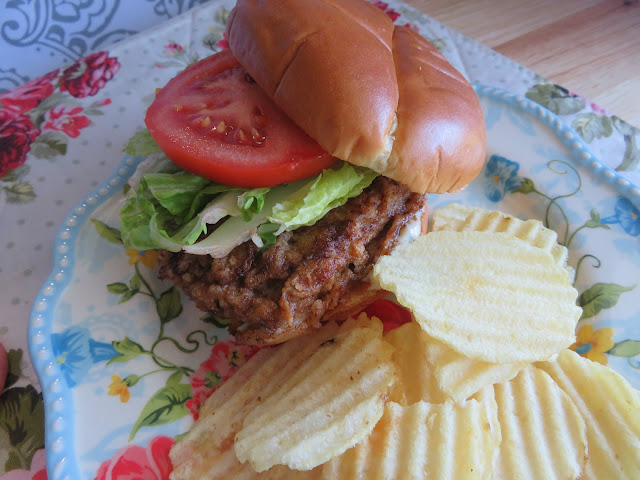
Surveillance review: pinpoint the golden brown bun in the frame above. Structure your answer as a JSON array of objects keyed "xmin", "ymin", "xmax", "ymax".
[
  {"xmin": 226, "ymin": 0, "xmax": 486, "ymax": 194},
  {"xmin": 226, "ymin": 0, "xmax": 398, "ymax": 170},
  {"xmin": 385, "ymin": 26, "xmax": 486, "ymax": 193}
]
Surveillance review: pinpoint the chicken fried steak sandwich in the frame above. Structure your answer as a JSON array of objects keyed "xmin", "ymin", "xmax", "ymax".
[{"xmin": 120, "ymin": 0, "xmax": 486, "ymax": 346}]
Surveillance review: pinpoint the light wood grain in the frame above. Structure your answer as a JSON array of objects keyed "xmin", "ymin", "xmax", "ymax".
[{"xmin": 403, "ymin": 0, "xmax": 640, "ymax": 127}]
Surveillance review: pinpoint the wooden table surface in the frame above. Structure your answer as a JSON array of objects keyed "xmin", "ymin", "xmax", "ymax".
[{"xmin": 404, "ymin": 0, "xmax": 640, "ymax": 128}]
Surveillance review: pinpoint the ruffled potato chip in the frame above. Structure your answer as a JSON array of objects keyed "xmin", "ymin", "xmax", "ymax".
[
  {"xmin": 234, "ymin": 314, "xmax": 396, "ymax": 472},
  {"xmin": 537, "ymin": 349, "xmax": 640, "ymax": 479},
  {"xmin": 322, "ymin": 390, "xmax": 500, "ymax": 480},
  {"xmin": 373, "ymin": 231, "xmax": 581, "ymax": 363},
  {"xmin": 170, "ymin": 321, "xmax": 341, "ymax": 479},
  {"xmin": 386, "ymin": 321, "xmax": 525, "ymax": 404},
  {"xmin": 425, "ymin": 337, "xmax": 527, "ymax": 404},
  {"xmin": 431, "ymin": 203, "xmax": 568, "ymax": 268},
  {"xmin": 383, "ymin": 322, "xmax": 447, "ymax": 405},
  {"xmin": 491, "ymin": 366, "xmax": 587, "ymax": 479}
]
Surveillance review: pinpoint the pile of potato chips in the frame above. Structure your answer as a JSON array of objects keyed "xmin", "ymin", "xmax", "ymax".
[{"xmin": 170, "ymin": 204, "xmax": 640, "ymax": 479}]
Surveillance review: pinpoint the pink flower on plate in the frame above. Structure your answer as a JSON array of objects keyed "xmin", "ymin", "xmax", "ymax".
[
  {"xmin": 163, "ymin": 43, "xmax": 184, "ymax": 56},
  {"xmin": 372, "ymin": 0, "xmax": 401, "ymax": 21},
  {"xmin": 0, "ymin": 70, "xmax": 58, "ymax": 114},
  {"xmin": 186, "ymin": 339, "xmax": 259, "ymax": 419},
  {"xmin": 216, "ymin": 33, "xmax": 230, "ymax": 51},
  {"xmin": 402, "ymin": 21, "xmax": 420, "ymax": 31},
  {"xmin": 569, "ymin": 90, "xmax": 609, "ymax": 116},
  {"xmin": 93, "ymin": 436, "xmax": 174, "ymax": 480},
  {"xmin": 0, "ymin": 109, "xmax": 40, "ymax": 178},
  {"xmin": 0, "ymin": 448, "xmax": 47, "ymax": 480},
  {"xmin": 60, "ymin": 51, "xmax": 120, "ymax": 98},
  {"xmin": 588, "ymin": 100, "xmax": 609, "ymax": 116},
  {"xmin": 43, "ymin": 105, "xmax": 91, "ymax": 138}
]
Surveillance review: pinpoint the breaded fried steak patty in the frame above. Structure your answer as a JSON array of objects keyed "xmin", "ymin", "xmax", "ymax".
[{"xmin": 158, "ymin": 177, "xmax": 425, "ymax": 345}]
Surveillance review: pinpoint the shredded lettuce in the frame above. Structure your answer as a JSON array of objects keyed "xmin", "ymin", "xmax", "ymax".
[
  {"xmin": 237, "ymin": 188, "xmax": 270, "ymax": 221},
  {"xmin": 119, "ymin": 144, "xmax": 379, "ymax": 256},
  {"xmin": 182, "ymin": 181, "xmax": 306, "ymax": 257}
]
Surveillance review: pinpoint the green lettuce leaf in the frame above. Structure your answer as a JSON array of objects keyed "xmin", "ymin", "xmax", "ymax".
[
  {"xmin": 238, "ymin": 187, "xmax": 270, "ymax": 221},
  {"xmin": 126, "ymin": 155, "xmax": 183, "ymax": 193},
  {"xmin": 269, "ymin": 162, "xmax": 378, "ymax": 232},
  {"xmin": 120, "ymin": 193, "xmax": 181, "ymax": 251},
  {"xmin": 173, "ymin": 190, "xmax": 244, "ymax": 245},
  {"xmin": 124, "ymin": 129, "xmax": 162, "ymax": 157},
  {"xmin": 256, "ymin": 222, "xmax": 280, "ymax": 250},
  {"xmin": 120, "ymin": 172, "xmax": 239, "ymax": 251},
  {"xmin": 142, "ymin": 173, "xmax": 214, "ymax": 215}
]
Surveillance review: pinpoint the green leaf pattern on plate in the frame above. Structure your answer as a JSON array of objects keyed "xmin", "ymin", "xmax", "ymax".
[
  {"xmin": 128, "ymin": 383, "xmax": 192, "ymax": 441},
  {"xmin": 578, "ymin": 283, "xmax": 636, "ymax": 320},
  {"xmin": 525, "ymin": 83, "xmax": 640, "ymax": 173},
  {"xmin": 92, "ymin": 223, "xmax": 221, "ymax": 440},
  {"xmin": 156, "ymin": 286, "xmax": 183, "ymax": 324}
]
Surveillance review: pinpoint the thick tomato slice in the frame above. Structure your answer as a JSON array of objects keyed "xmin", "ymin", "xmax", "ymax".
[{"xmin": 145, "ymin": 50, "xmax": 337, "ymax": 187}]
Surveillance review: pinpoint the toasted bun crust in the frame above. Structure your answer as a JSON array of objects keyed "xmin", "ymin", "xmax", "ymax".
[
  {"xmin": 226, "ymin": 0, "xmax": 398, "ymax": 170},
  {"xmin": 226, "ymin": 0, "xmax": 486, "ymax": 194},
  {"xmin": 385, "ymin": 27, "xmax": 486, "ymax": 193}
]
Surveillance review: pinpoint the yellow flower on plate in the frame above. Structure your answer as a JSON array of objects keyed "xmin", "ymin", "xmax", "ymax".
[
  {"xmin": 570, "ymin": 324, "xmax": 615, "ymax": 365},
  {"xmin": 126, "ymin": 248, "xmax": 158, "ymax": 268},
  {"xmin": 108, "ymin": 374, "xmax": 131, "ymax": 403}
]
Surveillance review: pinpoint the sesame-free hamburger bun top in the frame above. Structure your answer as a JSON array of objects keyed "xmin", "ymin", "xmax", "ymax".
[{"xmin": 226, "ymin": 0, "xmax": 486, "ymax": 194}]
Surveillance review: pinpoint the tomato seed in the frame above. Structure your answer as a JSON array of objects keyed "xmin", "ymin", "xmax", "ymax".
[
  {"xmin": 251, "ymin": 128, "xmax": 266, "ymax": 145},
  {"xmin": 236, "ymin": 129, "xmax": 248, "ymax": 143}
]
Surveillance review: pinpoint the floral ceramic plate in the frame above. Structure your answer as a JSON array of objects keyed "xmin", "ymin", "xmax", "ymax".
[{"xmin": 29, "ymin": 85, "xmax": 640, "ymax": 480}]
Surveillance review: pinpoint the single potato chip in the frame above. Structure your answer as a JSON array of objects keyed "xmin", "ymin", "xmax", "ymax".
[
  {"xmin": 425, "ymin": 337, "xmax": 527, "ymax": 404},
  {"xmin": 373, "ymin": 231, "xmax": 581, "ymax": 363},
  {"xmin": 431, "ymin": 203, "xmax": 568, "ymax": 268},
  {"xmin": 491, "ymin": 365, "xmax": 587, "ymax": 480},
  {"xmin": 170, "ymin": 321, "xmax": 342, "ymax": 480},
  {"xmin": 322, "ymin": 390, "xmax": 500, "ymax": 479},
  {"xmin": 384, "ymin": 322, "xmax": 448, "ymax": 405},
  {"xmin": 263, "ymin": 467, "xmax": 324, "ymax": 480},
  {"xmin": 537, "ymin": 349, "xmax": 640, "ymax": 479},
  {"xmin": 234, "ymin": 314, "xmax": 396, "ymax": 472},
  {"xmin": 430, "ymin": 202, "xmax": 473, "ymax": 231}
]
